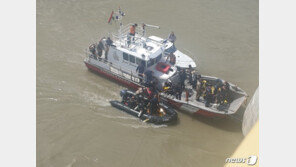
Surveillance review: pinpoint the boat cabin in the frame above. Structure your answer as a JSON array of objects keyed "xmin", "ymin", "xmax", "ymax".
[{"xmin": 87, "ymin": 34, "xmax": 178, "ymax": 88}]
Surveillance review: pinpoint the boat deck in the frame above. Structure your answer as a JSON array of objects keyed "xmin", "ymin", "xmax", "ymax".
[{"xmin": 160, "ymin": 77, "xmax": 247, "ymax": 115}]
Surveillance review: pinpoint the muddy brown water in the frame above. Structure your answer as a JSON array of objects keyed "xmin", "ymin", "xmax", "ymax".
[{"xmin": 37, "ymin": 0, "xmax": 258, "ymax": 166}]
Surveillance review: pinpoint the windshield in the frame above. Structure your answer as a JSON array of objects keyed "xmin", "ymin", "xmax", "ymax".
[
  {"xmin": 147, "ymin": 53, "xmax": 162, "ymax": 68},
  {"xmin": 165, "ymin": 45, "xmax": 177, "ymax": 53}
]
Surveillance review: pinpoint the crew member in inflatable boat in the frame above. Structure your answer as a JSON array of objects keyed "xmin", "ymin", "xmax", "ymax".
[{"xmin": 148, "ymin": 94, "xmax": 159, "ymax": 115}]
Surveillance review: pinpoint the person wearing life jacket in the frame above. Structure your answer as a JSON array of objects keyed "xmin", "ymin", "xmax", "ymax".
[
  {"xmin": 220, "ymin": 83, "xmax": 230, "ymax": 104},
  {"xmin": 166, "ymin": 52, "xmax": 176, "ymax": 65},
  {"xmin": 200, "ymin": 79, "xmax": 207, "ymax": 97},
  {"xmin": 205, "ymin": 85, "xmax": 213, "ymax": 107},
  {"xmin": 129, "ymin": 23, "xmax": 137, "ymax": 42},
  {"xmin": 163, "ymin": 80, "xmax": 173, "ymax": 94}
]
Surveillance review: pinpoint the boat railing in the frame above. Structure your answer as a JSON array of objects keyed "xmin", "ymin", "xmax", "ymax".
[{"xmin": 85, "ymin": 50, "xmax": 142, "ymax": 84}]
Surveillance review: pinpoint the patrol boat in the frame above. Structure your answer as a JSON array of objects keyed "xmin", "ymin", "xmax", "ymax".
[
  {"xmin": 84, "ymin": 25, "xmax": 179, "ymax": 90},
  {"xmin": 84, "ymin": 8, "xmax": 195, "ymax": 89},
  {"xmin": 84, "ymin": 9, "xmax": 247, "ymax": 118}
]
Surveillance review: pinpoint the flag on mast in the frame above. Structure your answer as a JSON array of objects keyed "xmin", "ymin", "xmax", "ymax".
[{"xmin": 107, "ymin": 11, "xmax": 114, "ymax": 23}]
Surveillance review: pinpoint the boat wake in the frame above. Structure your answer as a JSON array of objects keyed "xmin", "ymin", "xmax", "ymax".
[
  {"xmin": 81, "ymin": 91, "xmax": 111, "ymax": 107},
  {"xmin": 95, "ymin": 112, "xmax": 138, "ymax": 120},
  {"xmin": 118, "ymin": 122, "xmax": 167, "ymax": 129}
]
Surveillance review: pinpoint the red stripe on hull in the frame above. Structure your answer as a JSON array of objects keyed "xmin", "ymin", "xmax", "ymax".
[
  {"xmin": 85, "ymin": 61, "xmax": 227, "ymax": 119},
  {"xmin": 167, "ymin": 99, "xmax": 183, "ymax": 108},
  {"xmin": 85, "ymin": 62, "xmax": 140, "ymax": 90},
  {"xmin": 195, "ymin": 109, "xmax": 226, "ymax": 118}
]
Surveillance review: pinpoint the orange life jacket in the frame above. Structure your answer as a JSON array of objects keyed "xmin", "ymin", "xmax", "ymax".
[{"xmin": 130, "ymin": 26, "xmax": 135, "ymax": 35}]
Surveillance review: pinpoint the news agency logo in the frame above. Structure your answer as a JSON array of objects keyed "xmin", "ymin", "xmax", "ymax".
[{"xmin": 225, "ymin": 155, "xmax": 258, "ymax": 166}]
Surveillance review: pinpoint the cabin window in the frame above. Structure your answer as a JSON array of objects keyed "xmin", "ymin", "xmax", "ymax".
[
  {"xmin": 147, "ymin": 58, "xmax": 155, "ymax": 67},
  {"xmin": 136, "ymin": 58, "xmax": 142, "ymax": 65},
  {"xmin": 129, "ymin": 55, "xmax": 135, "ymax": 64},
  {"xmin": 165, "ymin": 45, "xmax": 176, "ymax": 53},
  {"xmin": 123, "ymin": 52, "xmax": 129, "ymax": 61}
]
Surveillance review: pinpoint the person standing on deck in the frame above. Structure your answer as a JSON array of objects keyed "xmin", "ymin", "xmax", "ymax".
[
  {"xmin": 104, "ymin": 37, "xmax": 113, "ymax": 60},
  {"xmin": 96, "ymin": 39, "xmax": 104, "ymax": 57},
  {"xmin": 179, "ymin": 69, "xmax": 187, "ymax": 90},
  {"xmin": 89, "ymin": 44, "xmax": 97, "ymax": 59},
  {"xmin": 136, "ymin": 60, "xmax": 145, "ymax": 83},
  {"xmin": 129, "ymin": 23, "xmax": 137, "ymax": 41},
  {"xmin": 168, "ymin": 32, "xmax": 176, "ymax": 45},
  {"xmin": 141, "ymin": 23, "xmax": 146, "ymax": 36},
  {"xmin": 187, "ymin": 65, "xmax": 194, "ymax": 85},
  {"xmin": 205, "ymin": 85, "xmax": 214, "ymax": 107},
  {"xmin": 195, "ymin": 75, "xmax": 202, "ymax": 101},
  {"xmin": 175, "ymin": 84, "xmax": 182, "ymax": 100}
]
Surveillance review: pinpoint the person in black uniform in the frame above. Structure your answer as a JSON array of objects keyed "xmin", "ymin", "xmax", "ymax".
[
  {"xmin": 144, "ymin": 70, "xmax": 153, "ymax": 86},
  {"xmin": 205, "ymin": 86, "xmax": 213, "ymax": 107},
  {"xmin": 136, "ymin": 61, "xmax": 145, "ymax": 83},
  {"xmin": 104, "ymin": 37, "xmax": 113, "ymax": 59},
  {"xmin": 136, "ymin": 94, "xmax": 146, "ymax": 117},
  {"xmin": 149, "ymin": 94, "xmax": 159, "ymax": 115},
  {"xmin": 187, "ymin": 65, "xmax": 194, "ymax": 85},
  {"xmin": 175, "ymin": 84, "xmax": 182, "ymax": 100},
  {"xmin": 89, "ymin": 44, "xmax": 97, "ymax": 59},
  {"xmin": 97, "ymin": 40, "xmax": 104, "ymax": 57},
  {"xmin": 179, "ymin": 69, "xmax": 187, "ymax": 90}
]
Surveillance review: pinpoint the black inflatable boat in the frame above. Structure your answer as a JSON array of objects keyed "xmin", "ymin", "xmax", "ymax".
[{"xmin": 110, "ymin": 90, "xmax": 178, "ymax": 124}]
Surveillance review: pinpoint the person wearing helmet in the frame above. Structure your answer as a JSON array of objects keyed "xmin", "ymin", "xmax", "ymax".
[{"xmin": 120, "ymin": 90, "xmax": 128, "ymax": 103}]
